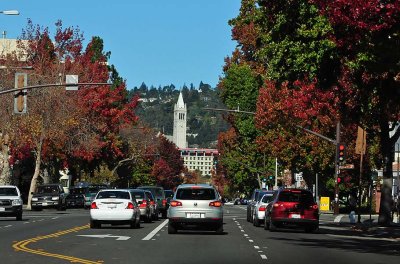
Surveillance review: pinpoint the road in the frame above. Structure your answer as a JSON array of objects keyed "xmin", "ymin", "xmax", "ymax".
[{"xmin": 0, "ymin": 205, "xmax": 399, "ymax": 264}]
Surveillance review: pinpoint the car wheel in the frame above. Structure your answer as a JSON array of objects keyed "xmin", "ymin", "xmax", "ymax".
[
  {"xmin": 168, "ymin": 223, "xmax": 177, "ymax": 234},
  {"xmin": 253, "ymin": 216, "xmax": 260, "ymax": 227},
  {"xmin": 90, "ymin": 220, "xmax": 100, "ymax": 229},
  {"xmin": 16, "ymin": 212, "xmax": 22, "ymax": 221},
  {"xmin": 162, "ymin": 210, "xmax": 167, "ymax": 219},
  {"xmin": 145, "ymin": 213, "xmax": 152, "ymax": 223},
  {"xmin": 264, "ymin": 217, "xmax": 269, "ymax": 230},
  {"xmin": 305, "ymin": 224, "xmax": 318, "ymax": 233},
  {"xmin": 215, "ymin": 225, "xmax": 224, "ymax": 235},
  {"xmin": 269, "ymin": 220, "xmax": 277, "ymax": 232},
  {"xmin": 247, "ymin": 209, "xmax": 251, "ymax": 222},
  {"xmin": 136, "ymin": 217, "xmax": 141, "ymax": 229}
]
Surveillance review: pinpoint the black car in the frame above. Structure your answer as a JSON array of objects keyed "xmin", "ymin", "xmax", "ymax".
[
  {"xmin": 31, "ymin": 184, "xmax": 67, "ymax": 211},
  {"xmin": 66, "ymin": 186, "xmax": 87, "ymax": 208}
]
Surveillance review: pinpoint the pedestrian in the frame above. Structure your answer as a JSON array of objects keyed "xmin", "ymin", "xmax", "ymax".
[{"xmin": 348, "ymin": 192, "xmax": 357, "ymax": 224}]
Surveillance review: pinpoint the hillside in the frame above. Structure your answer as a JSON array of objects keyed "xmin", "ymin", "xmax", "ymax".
[{"xmin": 128, "ymin": 82, "xmax": 229, "ymax": 149}]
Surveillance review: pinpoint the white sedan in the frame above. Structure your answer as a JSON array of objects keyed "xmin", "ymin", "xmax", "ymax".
[{"xmin": 90, "ymin": 189, "xmax": 141, "ymax": 229}]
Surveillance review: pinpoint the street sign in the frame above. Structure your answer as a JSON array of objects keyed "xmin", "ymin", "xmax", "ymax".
[
  {"xmin": 339, "ymin": 164, "xmax": 354, "ymax": 170},
  {"xmin": 66, "ymin": 75, "xmax": 78, "ymax": 91},
  {"xmin": 355, "ymin": 126, "xmax": 366, "ymax": 155},
  {"xmin": 320, "ymin": 197, "xmax": 330, "ymax": 211}
]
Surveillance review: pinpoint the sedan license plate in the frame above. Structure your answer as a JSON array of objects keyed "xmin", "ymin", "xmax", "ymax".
[
  {"xmin": 186, "ymin": 213, "xmax": 205, "ymax": 219},
  {"xmin": 290, "ymin": 214, "xmax": 301, "ymax": 219},
  {"xmin": 0, "ymin": 207, "xmax": 5, "ymax": 212}
]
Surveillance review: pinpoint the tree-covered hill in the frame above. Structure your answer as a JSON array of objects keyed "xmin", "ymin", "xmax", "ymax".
[{"xmin": 128, "ymin": 82, "xmax": 229, "ymax": 148}]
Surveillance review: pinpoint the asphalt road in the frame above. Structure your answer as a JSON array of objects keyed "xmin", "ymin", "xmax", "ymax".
[{"xmin": 0, "ymin": 205, "xmax": 399, "ymax": 264}]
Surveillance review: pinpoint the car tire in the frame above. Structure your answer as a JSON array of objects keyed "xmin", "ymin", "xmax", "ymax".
[
  {"xmin": 247, "ymin": 209, "xmax": 251, "ymax": 222},
  {"xmin": 264, "ymin": 217, "xmax": 269, "ymax": 230},
  {"xmin": 305, "ymin": 224, "xmax": 318, "ymax": 233},
  {"xmin": 168, "ymin": 223, "xmax": 177, "ymax": 234},
  {"xmin": 253, "ymin": 216, "xmax": 260, "ymax": 227},
  {"xmin": 90, "ymin": 220, "xmax": 100, "ymax": 229},
  {"xmin": 16, "ymin": 212, "xmax": 22, "ymax": 221},
  {"xmin": 145, "ymin": 213, "xmax": 152, "ymax": 223},
  {"xmin": 269, "ymin": 220, "xmax": 277, "ymax": 232},
  {"xmin": 215, "ymin": 225, "xmax": 224, "ymax": 235},
  {"xmin": 136, "ymin": 218, "xmax": 141, "ymax": 229}
]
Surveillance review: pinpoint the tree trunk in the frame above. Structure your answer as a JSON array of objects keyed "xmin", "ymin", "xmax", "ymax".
[
  {"xmin": 0, "ymin": 143, "xmax": 11, "ymax": 185},
  {"xmin": 26, "ymin": 137, "xmax": 43, "ymax": 210},
  {"xmin": 378, "ymin": 122, "xmax": 394, "ymax": 226}
]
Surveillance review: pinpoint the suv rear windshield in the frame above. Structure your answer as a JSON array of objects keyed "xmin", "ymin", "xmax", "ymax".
[
  {"xmin": 131, "ymin": 192, "xmax": 144, "ymax": 200},
  {"xmin": 36, "ymin": 185, "xmax": 59, "ymax": 194},
  {"xmin": 176, "ymin": 188, "xmax": 216, "ymax": 200},
  {"xmin": 0, "ymin": 187, "xmax": 18, "ymax": 196},
  {"xmin": 261, "ymin": 194, "xmax": 274, "ymax": 203},
  {"xmin": 139, "ymin": 187, "xmax": 164, "ymax": 198},
  {"xmin": 97, "ymin": 191, "xmax": 130, "ymax": 200},
  {"xmin": 278, "ymin": 191, "xmax": 314, "ymax": 204}
]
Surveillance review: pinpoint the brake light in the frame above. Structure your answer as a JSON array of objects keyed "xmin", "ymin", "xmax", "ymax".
[
  {"xmin": 162, "ymin": 199, "xmax": 167, "ymax": 206},
  {"xmin": 191, "ymin": 186, "xmax": 201, "ymax": 189},
  {"xmin": 209, "ymin": 201, "xmax": 222, "ymax": 207},
  {"xmin": 170, "ymin": 201, "xmax": 182, "ymax": 207},
  {"xmin": 90, "ymin": 202, "xmax": 98, "ymax": 209},
  {"xmin": 311, "ymin": 204, "xmax": 318, "ymax": 210},
  {"xmin": 139, "ymin": 200, "xmax": 147, "ymax": 208},
  {"xmin": 150, "ymin": 200, "xmax": 155, "ymax": 206},
  {"xmin": 273, "ymin": 203, "xmax": 284, "ymax": 208},
  {"xmin": 258, "ymin": 206, "xmax": 266, "ymax": 211},
  {"xmin": 126, "ymin": 202, "xmax": 135, "ymax": 209}
]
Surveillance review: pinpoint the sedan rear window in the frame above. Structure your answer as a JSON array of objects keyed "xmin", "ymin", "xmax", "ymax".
[
  {"xmin": 97, "ymin": 191, "xmax": 130, "ymax": 200},
  {"xmin": 262, "ymin": 195, "xmax": 274, "ymax": 203},
  {"xmin": 278, "ymin": 191, "xmax": 314, "ymax": 204},
  {"xmin": 176, "ymin": 188, "xmax": 216, "ymax": 200}
]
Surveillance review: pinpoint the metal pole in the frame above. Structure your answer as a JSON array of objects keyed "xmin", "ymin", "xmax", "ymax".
[
  {"xmin": 275, "ymin": 158, "xmax": 278, "ymax": 189},
  {"xmin": 334, "ymin": 122, "xmax": 340, "ymax": 214},
  {"xmin": 316, "ymin": 173, "xmax": 319, "ymax": 205}
]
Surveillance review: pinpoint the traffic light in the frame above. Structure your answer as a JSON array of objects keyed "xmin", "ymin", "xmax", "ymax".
[
  {"xmin": 337, "ymin": 177, "xmax": 342, "ymax": 183},
  {"xmin": 337, "ymin": 144, "xmax": 346, "ymax": 164},
  {"xmin": 269, "ymin": 175, "xmax": 274, "ymax": 180},
  {"xmin": 14, "ymin": 73, "xmax": 27, "ymax": 114}
]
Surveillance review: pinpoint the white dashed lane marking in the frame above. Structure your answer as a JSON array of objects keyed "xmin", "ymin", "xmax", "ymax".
[{"xmin": 234, "ymin": 218, "xmax": 267, "ymax": 261}]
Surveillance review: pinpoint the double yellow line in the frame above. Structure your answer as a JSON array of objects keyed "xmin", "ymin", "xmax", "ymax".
[{"xmin": 13, "ymin": 224, "xmax": 103, "ymax": 264}]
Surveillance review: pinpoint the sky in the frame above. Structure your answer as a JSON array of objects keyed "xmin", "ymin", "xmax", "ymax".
[{"xmin": 1, "ymin": 0, "xmax": 241, "ymax": 89}]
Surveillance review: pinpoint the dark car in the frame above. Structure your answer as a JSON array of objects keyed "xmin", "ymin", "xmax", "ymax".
[
  {"xmin": 84, "ymin": 184, "xmax": 108, "ymax": 209},
  {"xmin": 31, "ymin": 184, "xmax": 67, "ymax": 211},
  {"xmin": 164, "ymin": 189, "xmax": 174, "ymax": 209},
  {"xmin": 66, "ymin": 186, "xmax": 87, "ymax": 208},
  {"xmin": 130, "ymin": 189, "xmax": 152, "ymax": 223},
  {"xmin": 138, "ymin": 186, "xmax": 167, "ymax": 218},
  {"xmin": 264, "ymin": 188, "xmax": 319, "ymax": 232}
]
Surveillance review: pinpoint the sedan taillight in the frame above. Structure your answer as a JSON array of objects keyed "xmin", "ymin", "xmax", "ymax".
[
  {"xmin": 258, "ymin": 206, "xmax": 266, "ymax": 211},
  {"xmin": 126, "ymin": 202, "xmax": 135, "ymax": 209},
  {"xmin": 170, "ymin": 201, "xmax": 182, "ymax": 207},
  {"xmin": 139, "ymin": 200, "xmax": 147, "ymax": 208},
  {"xmin": 162, "ymin": 199, "xmax": 167, "ymax": 206},
  {"xmin": 209, "ymin": 201, "xmax": 222, "ymax": 207},
  {"xmin": 90, "ymin": 202, "xmax": 98, "ymax": 209}
]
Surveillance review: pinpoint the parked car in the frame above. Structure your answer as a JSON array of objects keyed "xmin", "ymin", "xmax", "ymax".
[
  {"xmin": 167, "ymin": 184, "xmax": 224, "ymax": 234},
  {"xmin": 0, "ymin": 185, "xmax": 23, "ymax": 220},
  {"xmin": 31, "ymin": 184, "xmax": 67, "ymax": 211},
  {"xmin": 247, "ymin": 189, "xmax": 270, "ymax": 222},
  {"xmin": 252, "ymin": 191, "xmax": 275, "ymax": 227},
  {"xmin": 138, "ymin": 186, "xmax": 167, "ymax": 218},
  {"xmin": 144, "ymin": 190, "xmax": 158, "ymax": 221},
  {"xmin": 130, "ymin": 189, "xmax": 152, "ymax": 223},
  {"xmin": 66, "ymin": 186, "xmax": 87, "ymax": 208},
  {"xmin": 84, "ymin": 184, "xmax": 108, "ymax": 209},
  {"xmin": 264, "ymin": 188, "xmax": 319, "ymax": 232},
  {"xmin": 89, "ymin": 189, "xmax": 141, "ymax": 229}
]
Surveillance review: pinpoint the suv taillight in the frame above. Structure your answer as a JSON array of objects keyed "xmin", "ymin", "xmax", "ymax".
[
  {"xmin": 273, "ymin": 203, "xmax": 284, "ymax": 208},
  {"xmin": 162, "ymin": 199, "xmax": 167, "ymax": 206},
  {"xmin": 209, "ymin": 201, "xmax": 222, "ymax": 207},
  {"xmin": 90, "ymin": 202, "xmax": 98, "ymax": 209},
  {"xmin": 150, "ymin": 200, "xmax": 155, "ymax": 206},
  {"xmin": 170, "ymin": 201, "xmax": 182, "ymax": 207},
  {"xmin": 311, "ymin": 204, "xmax": 318, "ymax": 210},
  {"xmin": 258, "ymin": 206, "xmax": 266, "ymax": 211},
  {"xmin": 126, "ymin": 202, "xmax": 135, "ymax": 209},
  {"xmin": 139, "ymin": 200, "xmax": 147, "ymax": 208}
]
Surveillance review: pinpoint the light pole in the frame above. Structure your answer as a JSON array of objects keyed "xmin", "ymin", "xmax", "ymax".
[{"xmin": 0, "ymin": 10, "xmax": 19, "ymax": 15}]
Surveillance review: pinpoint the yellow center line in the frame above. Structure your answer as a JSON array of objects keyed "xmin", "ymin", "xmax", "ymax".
[{"xmin": 13, "ymin": 224, "xmax": 103, "ymax": 264}]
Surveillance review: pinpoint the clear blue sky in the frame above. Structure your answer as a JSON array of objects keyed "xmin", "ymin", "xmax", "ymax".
[{"xmin": 1, "ymin": 0, "xmax": 241, "ymax": 89}]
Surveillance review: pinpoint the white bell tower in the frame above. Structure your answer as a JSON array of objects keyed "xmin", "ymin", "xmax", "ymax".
[{"xmin": 173, "ymin": 92, "xmax": 187, "ymax": 148}]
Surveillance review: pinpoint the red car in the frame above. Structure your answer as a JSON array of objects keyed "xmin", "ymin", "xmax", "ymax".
[{"xmin": 264, "ymin": 188, "xmax": 319, "ymax": 233}]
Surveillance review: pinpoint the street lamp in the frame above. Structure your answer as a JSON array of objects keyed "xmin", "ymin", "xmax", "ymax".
[{"xmin": 0, "ymin": 10, "xmax": 19, "ymax": 15}]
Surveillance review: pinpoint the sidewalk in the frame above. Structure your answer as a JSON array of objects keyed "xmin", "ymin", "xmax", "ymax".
[{"xmin": 320, "ymin": 211, "xmax": 400, "ymax": 240}]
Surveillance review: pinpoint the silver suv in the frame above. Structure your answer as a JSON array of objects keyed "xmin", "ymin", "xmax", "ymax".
[
  {"xmin": 0, "ymin": 185, "xmax": 23, "ymax": 220},
  {"xmin": 167, "ymin": 184, "xmax": 223, "ymax": 234}
]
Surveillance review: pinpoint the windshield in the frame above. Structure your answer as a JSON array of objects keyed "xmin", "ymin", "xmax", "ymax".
[
  {"xmin": 36, "ymin": 185, "xmax": 59, "ymax": 194},
  {"xmin": 262, "ymin": 194, "xmax": 274, "ymax": 203},
  {"xmin": 0, "ymin": 187, "xmax": 18, "ymax": 196},
  {"xmin": 70, "ymin": 188, "xmax": 87, "ymax": 195},
  {"xmin": 176, "ymin": 188, "xmax": 216, "ymax": 200},
  {"xmin": 278, "ymin": 191, "xmax": 314, "ymax": 204},
  {"xmin": 96, "ymin": 191, "xmax": 130, "ymax": 200}
]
